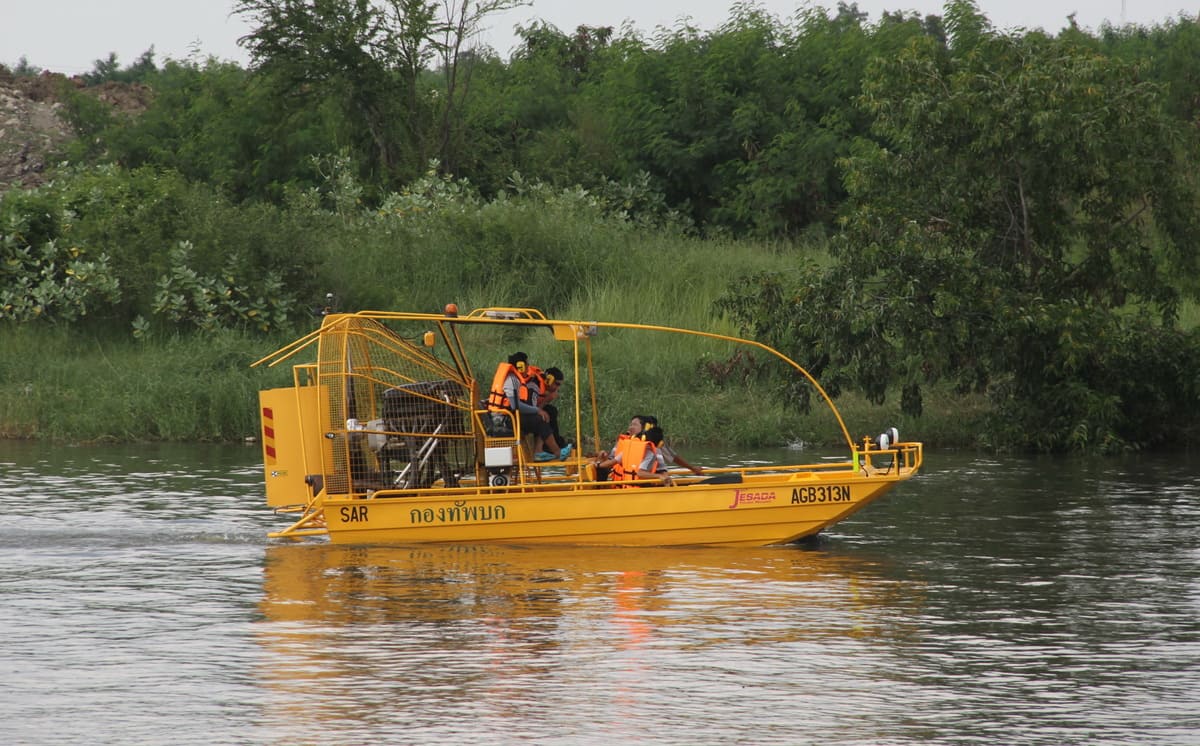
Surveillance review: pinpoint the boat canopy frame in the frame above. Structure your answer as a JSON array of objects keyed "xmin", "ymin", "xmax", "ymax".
[{"xmin": 253, "ymin": 305, "xmax": 857, "ymax": 448}]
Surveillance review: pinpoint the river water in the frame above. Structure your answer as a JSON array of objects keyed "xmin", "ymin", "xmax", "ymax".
[{"xmin": 1, "ymin": 441, "xmax": 1197, "ymax": 745}]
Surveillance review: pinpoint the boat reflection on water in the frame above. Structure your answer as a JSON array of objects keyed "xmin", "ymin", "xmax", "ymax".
[
  {"xmin": 255, "ymin": 542, "xmax": 924, "ymax": 738},
  {"xmin": 258, "ymin": 542, "xmax": 915, "ymax": 631}
]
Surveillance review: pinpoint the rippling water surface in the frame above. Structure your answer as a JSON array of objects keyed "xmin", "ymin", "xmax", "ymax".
[{"xmin": 1, "ymin": 442, "xmax": 1197, "ymax": 745}]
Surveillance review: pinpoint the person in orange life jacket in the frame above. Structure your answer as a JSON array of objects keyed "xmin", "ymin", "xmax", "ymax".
[
  {"xmin": 487, "ymin": 352, "xmax": 571, "ymax": 461},
  {"xmin": 592, "ymin": 414, "xmax": 649, "ymax": 483},
  {"xmin": 530, "ymin": 365, "xmax": 569, "ymax": 455},
  {"xmin": 611, "ymin": 424, "xmax": 671, "ymax": 487},
  {"xmin": 639, "ymin": 425, "xmax": 679, "ymax": 486},
  {"xmin": 639, "ymin": 415, "xmax": 703, "ymax": 476}
]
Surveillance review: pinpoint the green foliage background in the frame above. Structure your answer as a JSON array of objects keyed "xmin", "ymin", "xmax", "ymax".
[{"xmin": 2, "ymin": 0, "xmax": 1199, "ymax": 452}]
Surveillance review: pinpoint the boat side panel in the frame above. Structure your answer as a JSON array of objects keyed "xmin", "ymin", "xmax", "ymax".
[
  {"xmin": 260, "ymin": 386, "xmax": 322, "ymax": 507},
  {"xmin": 319, "ymin": 472, "xmax": 906, "ymax": 546}
]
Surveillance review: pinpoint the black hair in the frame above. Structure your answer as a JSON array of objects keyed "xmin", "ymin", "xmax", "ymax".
[
  {"xmin": 640, "ymin": 414, "xmax": 658, "ymax": 429},
  {"xmin": 545, "ymin": 366, "xmax": 565, "ymax": 383},
  {"xmin": 507, "ymin": 351, "xmax": 528, "ymax": 365},
  {"xmin": 643, "ymin": 427, "xmax": 664, "ymax": 445}
]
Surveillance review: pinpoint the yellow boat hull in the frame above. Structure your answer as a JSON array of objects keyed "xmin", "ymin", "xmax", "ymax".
[{"xmin": 314, "ymin": 468, "xmax": 910, "ymax": 546}]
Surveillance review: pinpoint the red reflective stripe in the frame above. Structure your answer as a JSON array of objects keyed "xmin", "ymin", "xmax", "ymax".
[{"xmin": 262, "ymin": 406, "xmax": 277, "ymax": 464}]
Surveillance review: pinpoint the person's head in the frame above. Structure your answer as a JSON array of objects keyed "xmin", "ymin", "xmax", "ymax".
[
  {"xmin": 544, "ymin": 366, "xmax": 565, "ymax": 391},
  {"xmin": 508, "ymin": 351, "xmax": 528, "ymax": 374},
  {"xmin": 627, "ymin": 416, "xmax": 645, "ymax": 437},
  {"xmin": 628, "ymin": 413, "xmax": 656, "ymax": 436},
  {"xmin": 642, "ymin": 426, "xmax": 663, "ymax": 446}
]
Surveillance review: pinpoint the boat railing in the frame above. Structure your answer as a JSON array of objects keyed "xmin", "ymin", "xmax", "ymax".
[
  {"xmin": 854, "ymin": 441, "xmax": 923, "ymax": 476},
  {"xmin": 353, "ymin": 441, "xmax": 925, "ymax": 499}
]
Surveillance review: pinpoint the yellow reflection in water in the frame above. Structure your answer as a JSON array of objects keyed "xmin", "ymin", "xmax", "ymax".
[{"xmin": 254, "ymin": 542, "xmax": 923, "ymax": 738}]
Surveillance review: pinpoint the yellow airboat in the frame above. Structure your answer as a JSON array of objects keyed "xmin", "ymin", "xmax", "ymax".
[{"xmin": 254, "ymin": 306, "xmax": 922, "ymax": 546}]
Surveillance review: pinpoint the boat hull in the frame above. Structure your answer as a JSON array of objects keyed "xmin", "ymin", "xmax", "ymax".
[{"xmin": 317, "ymin": 470, "xmax": 906, "ymax": 546}]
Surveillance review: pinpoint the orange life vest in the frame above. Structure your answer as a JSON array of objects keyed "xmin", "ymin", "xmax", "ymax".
[
  {"xmin": 606, "ymin": 433, "xmax": 632, "ymax": 481},
  {"xmin": 487, "ymin": 362, "xmax": 532, "ymax": 412},
  {"xmin": 527, "ymin": 365, "xmax": 547, "ymax": 398},
  {"xmin": 611, "ymin": 435, "xmax": 658, "ymax": 487}
]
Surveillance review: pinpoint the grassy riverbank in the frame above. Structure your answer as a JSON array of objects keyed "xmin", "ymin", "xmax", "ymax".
[
  {"xmin": 3, "ymin": 180, "xmax": 1194, "ymax": 451},
  {"xmin": 0, "ymin": 171, "xmax": 989, "ymax": 448},
  {"xmin": 0, "ymin": 326, "xmax": 283, "ymax": 442},
  {"xmin": 0, "ymin": 293, "xmax": 983, "ymax": 449}
]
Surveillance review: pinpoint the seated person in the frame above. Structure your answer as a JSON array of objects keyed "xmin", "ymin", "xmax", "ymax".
[
  {"xmin": 638, "ymin": 425, "xmax": 674, "ymax": 486},
  {"xmin": 592, "ymin": 414, "xmax": 649, "ymax": 482},
  {"xmin": 531, "ymin": 365, "xmax": 569, "ymax": 454},
  {"xmin": 640, "ymin": 415, "xmax": 703, "ymax": 476},
  {"xmin": 487, "ymin": 351, "xmax": 571, "ymax": 461},
  {"xmin": 592, "ymin": 415, "xmax": 672, "ymax": 486}
]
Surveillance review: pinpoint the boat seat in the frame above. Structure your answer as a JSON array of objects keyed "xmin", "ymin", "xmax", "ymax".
[
  {"xmin": 479, "ymin": 410, "xmax": 542, "ymax": 486},
  {"xmin": 481, "ymin": 403, "xmax": 515, "ymax": 437}
]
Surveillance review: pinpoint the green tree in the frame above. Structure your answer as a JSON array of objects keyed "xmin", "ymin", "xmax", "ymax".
[
  {"xmin": 81, "ymin": 49, "xmax": 160, "ymax": 85},
  {"xmin": 720, "ymin": 2, "xmax": 1200, "ymax": 451},
  {"xmin": 581, "ymin": 3, "xmax": 935, "ymax": 236},
  {"xmin": 234, "ymin": 0, "xmax": 526, "ymax": 190},
  {"xmin": 585, "ymin": 9, "xmax": 784, "ymax": 233},
  {"xmin": 457, "ymin": 23, "xmax": 617, "ymax": 194},
  {"xmin": 1097, "ymin": 15, "xmax": 1200, "ymax": 137},
  {"xmin": 235, "ymin": 0, "xmax": 412, "ymax": 182},
  {"xmin": 88, "ymin": 59, "xmax": 342, "ymax": 202},
  {"xmin": 709, "ymin": 4, "xmax": 936, "ymax": 235}
]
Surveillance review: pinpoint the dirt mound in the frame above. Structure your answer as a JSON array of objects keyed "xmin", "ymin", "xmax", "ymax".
[{"xmin": 0, "ymin": 67, "xmax": 152, "ymax": 192}]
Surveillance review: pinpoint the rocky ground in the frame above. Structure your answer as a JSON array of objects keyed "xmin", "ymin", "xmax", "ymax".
[{"xmin": 0, "ymin": 67, "xmax": 151, "ymax": 192}]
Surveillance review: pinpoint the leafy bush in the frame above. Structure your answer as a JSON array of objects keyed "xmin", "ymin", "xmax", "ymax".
[
  {"xmin": 1, "ymin": 189, "xmax": 121, "ymax": 323},
  {"xmin": 0, "ymin": 165, "xmax": 324, "ymax": 334},
  {"xmin": 0, "ymin": 238, "xmax": 120, "ymax": 323},
  {"xmin": 142, "ymin": 241, "xmax": 298, "ymax": 335}
]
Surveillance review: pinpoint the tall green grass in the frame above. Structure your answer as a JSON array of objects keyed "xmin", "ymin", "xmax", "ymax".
[{"xmin": 0, "ymin": 326, "xmax": 288, "ymax": 442}]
